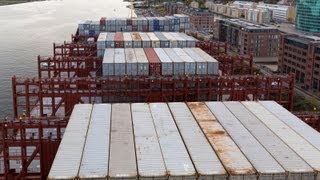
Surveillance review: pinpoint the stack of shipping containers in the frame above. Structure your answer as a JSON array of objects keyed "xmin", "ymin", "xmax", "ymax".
[
  {"xmin": 48, "ymin": 102, "xmax": 320, "ymax": 179},
  {"xmin": 79, "ymin": 14, "xmax": 190, "ymax": 36},
  {"xmin": 97, "ymin": 32, "xmax": 198, "ymax": 58},
  {"xmin": 102, "ymin": 48, "xmax": 219, "ymax": 76}
]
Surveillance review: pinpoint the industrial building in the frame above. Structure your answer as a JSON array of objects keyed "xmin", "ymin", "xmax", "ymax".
[
  {"xmin": 215, "ymin": 19, "xmax": 279, "ymax": 57},
  {"xmin": 47, "ymin": 101, "xmax": 320, "ymax": 179},
  {"xmin": 278, "ymin": 34, "xmax": 320, "ymax": 92},
  {"xmin": 295, "ymin": 0, "xmax": 320, "ymax": 33}
]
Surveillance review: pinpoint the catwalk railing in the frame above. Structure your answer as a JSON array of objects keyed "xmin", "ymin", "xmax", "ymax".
[
  {"xmin": 197, "ymin": 41, "xmax": 253, "ymax": 75},
  {"xmin": 294, "ymin": 111, "xmax": 320, "ymax": 132},
  {"xmin": 37, "ymin": 56, "xmax": 102, "ymax": 78},
  {"xmin": 12, "ymin": 74, "xmax": 295, "ymax": 118},
  {"xmin": 0, "ymin": 117, "xmax": 67, "ymax": 180},
  {"xmin": 53, "ymin": 42, "xmax": 97, "ymax": 58}
]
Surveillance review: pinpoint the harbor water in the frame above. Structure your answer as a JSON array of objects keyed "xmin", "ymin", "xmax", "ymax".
[{"xmin": 0, "ymin": 0, "xmax": 133, "ymax": 117}]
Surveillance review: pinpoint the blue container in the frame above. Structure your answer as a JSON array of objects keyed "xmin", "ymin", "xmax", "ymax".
[
  {"xmin": 154, "ymin": 19, "xmax": 159, "ymax": 26},
  {"xmin": 153, "ymin": 25, "xmax": 160, "ymax": 31},
  {"xmin": 89, "ymin": 30, "xmax": 95, "ymax": 36}
]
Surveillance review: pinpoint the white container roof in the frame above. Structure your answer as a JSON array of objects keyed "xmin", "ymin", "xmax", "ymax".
[
  {"xmin": 125, "ymin": 48, "xmax": 138, "ymax": 63},
  {"xmin": 146, "ymin": 32, "xmax": 160, "ymax": 42},
  {"xmin": 149, "ymin": 103, "xmax": 196, "ymax": 177},
  {"xmin": 168, "ymin": 102, "xmax": 227, "ymax": 177},
  {"xmin": 48, "ymin": 104, "xmax": 93, "ymax": 179},
  {"xmin": 131, "ymin": 103, "xmax": 167, "ymax": 178},
  {"xmin": 78, "ymin": 104, "xmax": 111, "ymax": 179},
  {"xmin": 109, "ymin": 103, "xmax": 137, "ymax": 178},
  {"xmin": 259, "ymin": 101, "xmax": 320, "ymax": 151},
  {"xmin": 103, "ymin": 49, "xmax": 114, "ymax": 64},
  {"xmin": 223, "ymin": 102, "xmax": 314, "ymax": 174},
  {"xmin": 154, "ymin": 48, "xmax": 172, "ymax": 63},
  {"xmin": 242, "ymin": 101, "xmax": 320, "ymax": 172},
  {"xmin": 206, "ymin": 102, "xmax": 286, "ymax": 176}
]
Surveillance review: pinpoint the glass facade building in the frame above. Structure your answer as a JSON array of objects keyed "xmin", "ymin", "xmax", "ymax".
[{"xmin": 296, "ymin": 0, "xmax": 320, "ymax": 33}]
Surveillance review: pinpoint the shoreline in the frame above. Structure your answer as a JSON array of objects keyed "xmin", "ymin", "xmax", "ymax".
[{"xmin": 0, "ymin": 0, "xmax": 44, "ymax": 6}]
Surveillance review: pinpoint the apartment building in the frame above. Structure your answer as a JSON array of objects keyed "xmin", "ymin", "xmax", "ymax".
[
  {"xmin": 279, "ymin": 34, "xmax": 320, "ymax": 91},
  {"xmin": 216, "ymin": 19, "xmax": 279, "ymax": 57}
]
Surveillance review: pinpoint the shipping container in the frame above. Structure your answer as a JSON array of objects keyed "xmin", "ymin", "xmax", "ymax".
[
  {"xmin": 173, "ymin": 48, "xmax": 195, "ymax": 75},
  {"xmin": 224, "ymin": 102, "xmax": 315, "ymax": 180},
  {"xmin": 131, "ymin": 103, "xmax": 167, "ymax": 179},
  {"xmin": 154, "ymin": 48, "xmax": 173, "ymax": 75},
  {"xmin": 131, "ymin": 32, "xmax": 142, "ymax": 48},
  {"xmin": 163, "ymin": 48, "xmax": 185, "ymax": 75},
  {"xmin": 184, "ymin": 48, "xmax": 207, "ymax": 75},
  {"xmin": 146, "ymin": 32, "xmax": 160, "ymax": 48},
  {"xmin": 168, "ymin": 102, "xmax": 227, "ymax": 179},
  {"xmin": 162, "ymin": 32, "xmax": 178, "ymax": 48},
  {"xmin": 115, "ymin": 32, "xmax": 124, "ymax": 48},
  {"xmin": 97, "ymin": 32, "xmax": 107, "ymax": 50},
  {"xmin": 206, "ymin": 102, "xmax": 286, "ymax": 179},
  {"xmin": 187, "ymin": 102, "xmax": 257, "ymax": 179},
  {"xmin": 78, "ymin": 104, "xmax": 111, "ymax": 179},
  {"xmin": 171, "ymin": 33, "xmax": 187, "ymax": 47},
  {"xmin": 193, "ymin": 48, "xmax": 219, "ymax": 75},
  {"xmin": 109, "ymin": 104, "xmax": 137, "ymax": 180},
  {"xmin": 123, "ymin": 32, "xmax": 133, "ymax": 48},
  {"xmin": 106, "ymin": 33, "xmax": 116, "ymax": 48},
  {"xmin": 134, "ymin": 48, "xmax": 149, "ymax": 76},
  {"xmin": 102, "ymin": 49, "xmax": 115, "ymax": 76},
  {"xmin": 154, "ymin": 32, "xmax": 170, "ymax": 48},
  {"xmin": 260, "ymin": 101, "xmax": 320, "ymax": 151},
  {"xmin": 149, "ymin": 103, "xmax": 196, "ymax": 178},
  {"xmin": 125, "ymin": 48, "xmax": 138, "ymax": 76},
  {"xmin": 114, "ymin": 49, "xmax": 126, "ymax": 75},
  {"xmin": 138, "ymin": 32, "xmax": 151, "ymax": 48},
  {"xmin": 144, "ymin": 48, "xmax": 161, "ymax": 76},
  {"xmin": 48, "ymin": 104, "xmax": 93, "ymax": 179},
  {"xmin": 179, "ymin": 33, "xmax": 197, "ymax": 47},
  {"xmin": 242, "ymin": 101, "xmax": 320, "ymax": 174}
]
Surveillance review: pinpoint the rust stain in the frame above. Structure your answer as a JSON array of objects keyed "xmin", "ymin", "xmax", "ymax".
[
  {"xmin": 188, "ymin": 102, "xmax": 256, "ymax": 176},
  {"xmin": 132, "ymin": 32, "xmax": 141, "ymax": 41},
  {"xmin": 187, "ymin": 102, "xmax": 217, "ymax": 121}
]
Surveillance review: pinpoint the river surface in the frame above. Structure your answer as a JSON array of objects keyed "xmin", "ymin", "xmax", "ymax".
[{"xmin": 0, "ymin": 0, "xmax": 132, "ymax": 117}]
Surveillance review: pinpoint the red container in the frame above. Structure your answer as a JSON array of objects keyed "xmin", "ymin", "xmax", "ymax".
[
  {"xmin": 132, "ymin": 25, "xmax": 138, "ymax": 31},
  {"xmin": 115, "ymin": 32, "xmax": 124, "ymax": 48},
  {"xmin": 144, "ymin": 48, "xmax": 161, "ymax": 76},
  {"xmin": 100, "ymin": 17, "xmax": 106, "ymax": 25},
  {"xmin": 127, "ymin": 19, "xmax": 132, "ymax": 26},
  {"xmin": 142, "ymin": 25, "xmax": 149, "ymax": 32}
]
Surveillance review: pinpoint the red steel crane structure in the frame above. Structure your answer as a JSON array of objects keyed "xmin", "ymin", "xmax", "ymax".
[
  {"xmin": 0, "ymin": 117, "xmax": 67, "ymax": 180},
  {"xmin": 294, "ymin": 112, "xmax": 320, "ymax": 132},
  {"xmin": 196, "ymin": 41, "xmax": 254, "ymax": 75},
  {"xmin": 12, "ymin": 74, "xmax": 295, "ymax": 118}
]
